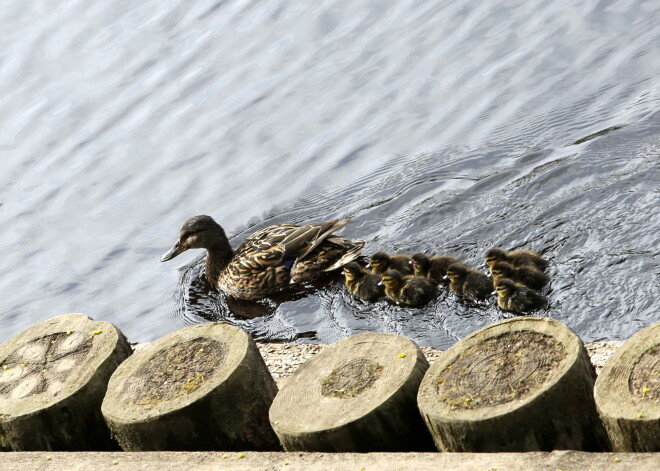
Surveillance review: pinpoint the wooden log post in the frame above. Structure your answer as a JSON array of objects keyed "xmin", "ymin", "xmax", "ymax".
[
  {"xmin": 101, "ymin": 322, "xmax": 280, "ymax": 451},
  {"xmin": 417, "ymin": 317, "xmax": 611, "ymax": 452},
  {"xmin": 269, "ymin": 332, "xmax": 434, "ymax": 452},
  {"xmin": 594, "ymin": 321, "xmax": 660, "ymax": 451},
  {"xmin": 0, "ymin": 313, "xmax": 132, "ymax": 451}
]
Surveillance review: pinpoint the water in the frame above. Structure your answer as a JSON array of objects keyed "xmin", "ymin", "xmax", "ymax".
[{"xmin": 1, "ymin": 0, "xmax": 658, "ymax": 348}]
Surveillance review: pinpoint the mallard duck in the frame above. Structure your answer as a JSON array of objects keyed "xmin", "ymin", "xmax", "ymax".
[
  {"xmin": 494, "ymin": 278, "xmax": 548, "ymax": 313},
  {"xmin": 342, "ymin": 262, "xmax": 384, "ymax": 302},
  {"xmin": 161, "ymin": 215, "xmax": 365, "ymax": 300},
  {"xmin": 445, "ymin": 263, "xmax": 493, "ymax": 301},
  {"xmin": 490, "ymin": 261, "xmax": 549, "ymax": 291},
  {"xmin": 369, "ymin": 251, "xmax": 414, "ymax": 275},
  {"xmin": 379, "ymin": 269, "xmax": 437, "ymax": 307},
  {"xmin": 485, "ymin": 248, "xmax": 548, "ymax": 272},
  {"xmin": 411, "ymin": 253, "xmax": 461, "ymax": 284}
]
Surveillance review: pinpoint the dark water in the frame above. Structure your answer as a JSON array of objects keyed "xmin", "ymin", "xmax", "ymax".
[{"xmin": 1, "ymin": 1, "xmax": 658, "ymax": 348}]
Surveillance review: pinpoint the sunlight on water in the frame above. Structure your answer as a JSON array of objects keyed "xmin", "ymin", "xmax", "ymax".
[{"xmin": 0, "ymin": 0, "xmax": 658, "ymax": 347}]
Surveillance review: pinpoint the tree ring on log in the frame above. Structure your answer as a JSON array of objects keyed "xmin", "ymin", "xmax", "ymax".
[
  {"xmin": 629, "ymin": 346, "xmax": 659, "ymax": 400},
  {"xmin": 594, "ymin": 321, "xmax": 660, "ymax": 451},
  {"xmin": 435, "ymin": 331, "xmax": 565, "ymax": 409},
  {"xmin": 321, "ymin": 358, "xmax": 383, "ymax": 398},
  {"xmin": 269, "ymin": 332, "xmax": 434, "ymax": 452},
  {"xmin": 128, "ymin": 338, "xmax": 225, "ymax": 405},
  {"xmin": 0, "ymin": 313, "xmax": 131, "ymax": 450},
  {"xmin": 418, "ymin": 317, "xmax": 610, "ymax": 452},
  {"xmin": 102, "ymin": 322, "xmax": 279, "ymax": 451}
]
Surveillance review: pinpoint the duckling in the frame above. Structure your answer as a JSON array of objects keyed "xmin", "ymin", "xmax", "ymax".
[
  {"xmin": 411, "ymin": 253, "xmax": 461, "ymax": 284},
  {"xmin": 369, "ymin": 251, "xmax": 414, "ymax": 275},
  {"xmin": 161, "ymin": 215, "xmax": 365, "ymax": 300},
  {"xmin": 484, "ymin": 248, "xmax": 548, "ymax": 272},
  {"xmin": 445, "ymin": 263, "xmax": 493, "ymax": 301},
  {"xmin": 490, "ymin": 261, "xmax": 549, "ymax": 291},
  {"xmin": 342, "ymin": 262, "xmax": 384, "ymax": 302},
  {"xmin": 380, "ymin": 269, "xmax": 438, "ymax": 308},
  {"xmin": 494, "ymin": 278, "xmax": 548, "ymax": 313}
]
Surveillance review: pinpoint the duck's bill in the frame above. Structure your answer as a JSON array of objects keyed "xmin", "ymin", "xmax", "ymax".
[
  {"xmin": 491, "ymin": 290, "xmax": 497, "ymax": 295},
  {"xmin": 161, "ymin": 241, "xmax": 186, "ymax": 262},
  {"xmin": 378, "ymin": 280, "xmax": 383, "ymax": 286}
]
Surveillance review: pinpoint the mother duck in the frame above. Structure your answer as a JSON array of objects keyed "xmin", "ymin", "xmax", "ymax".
[{"xmin": 161, "ymin": 215, "xmax": 365, "ymax": 300}]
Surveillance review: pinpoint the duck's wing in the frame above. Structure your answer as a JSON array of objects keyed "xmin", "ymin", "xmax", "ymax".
[{"xmin": 234, "ymin": 219, "xmax": 349, "ymax": 263}]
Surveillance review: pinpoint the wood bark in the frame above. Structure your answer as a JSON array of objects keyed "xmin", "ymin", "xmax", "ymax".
[
  {"xmin": 594, "ymin": 321, "xmax": 660, "ymax": 451},
  {"xmin": 269, "ymin": 332, "xmax": 434, "ymax": 452},
  {"xmin": 417, "ymin": 317, "xmax": 611, "ymax": 452},
  {"xmin": 101, "ymin": 322, "xmax": 279, "ymax": 451},
  {"xmin": 0, "ymin": 313, "xmax": 131, "ymax": 450}
]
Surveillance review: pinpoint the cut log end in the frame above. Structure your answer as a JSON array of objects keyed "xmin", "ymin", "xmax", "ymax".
[
  {"xmin": 0, "ymin": 313, "xmax": 131, "ymax": 451},
  {"xmin": 418, "ymin": 317, "xmax": 610, "ymax": 452},
  {"xmin": 269, "ymin": 332, "xmax": 434, "ymax": 452},
  {"xmin": 102, "ymin": 322, "xmax": 279, "ymax": 451},
  {"xmin": 595, "ymin": 321, "xmax": 660, "ymax": 452}
]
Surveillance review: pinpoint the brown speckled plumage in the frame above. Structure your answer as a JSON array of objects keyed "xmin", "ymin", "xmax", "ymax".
[{"xmin": 162, "ymin": 215, "xmax": 364, "ymax": 300}]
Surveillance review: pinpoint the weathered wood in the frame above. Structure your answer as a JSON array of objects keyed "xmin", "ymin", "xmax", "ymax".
[
  {"xmin": 0, "ymin": 313, "xmax": 132, "ymax": 451},
  {"xmin": 101, "ymin": 322, "xmax": 279, "ymax": 451},
  {"xmin": 417, "ymin": 317, "xmax": 611, "ymax": 452},
  {"xmin": 594, "ymin": 321, "xmax": 660, "ymax": 451},
  {"xmin": 269, "ymin": 332, "xmax": 434, "ymax": 452}
]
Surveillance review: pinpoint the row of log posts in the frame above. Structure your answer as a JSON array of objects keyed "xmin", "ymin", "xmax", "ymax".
[{"xmin": 0, "ymin": 313, "xmax": 657, "ymax": 451}]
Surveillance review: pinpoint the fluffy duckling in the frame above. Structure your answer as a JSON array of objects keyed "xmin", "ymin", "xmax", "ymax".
[
  {"xmin": 485, "ymin": 248, "xmax": 548, "ymax": 272},
  {"xmin": 380, "ymin": 269, "xmax": 438, "ymax": 308},
  {"xmin": 494, "ymin": 278, "xmax": 548, "ymax": 313},
  {"xmin": 490, "ymin": 261, "xmax": 549, "ymax": 291},
  {"xmin": 369, "ymin": 251, "xmax": 414, "ymax": 275},
  {"xmin": 411, "ymin": 253, "xmax": 461, "ymax": 284},
  {"xmin": 342, "ymin": 262, "xmax": 384, "ymax": 302},
  {"xmin": 445, "ymin": 263, "xmax": 493, "ymax": 301}
]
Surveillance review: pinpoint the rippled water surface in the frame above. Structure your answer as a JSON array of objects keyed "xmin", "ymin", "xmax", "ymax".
[{"xmin": 1, "ymin": 0, "xmax": 658, "ymax": 348}]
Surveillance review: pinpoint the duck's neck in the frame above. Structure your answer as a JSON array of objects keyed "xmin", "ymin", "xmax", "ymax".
[{"xmin": 205, "ymin": 240, "xmax": 234, "ymax": 284}]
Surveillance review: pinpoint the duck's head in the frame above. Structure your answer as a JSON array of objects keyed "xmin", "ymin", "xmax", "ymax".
[
  {"xmin": 445, "ymin": 263, "xmax": 468, "ymax": 283},
  {"xmin": 494, "ymin": 278, "xmax": 517, "ymax": 298},
  {"xmin": 490, "ymin": 261, "xmax": 514, "ymax": 279},
  {"xmin": 380, "ymin": 269, "xmax": 403, "ymax": 289},
  {"xmin": 369, "ymin": 251, "xmax": 392, "ymax": 273},
  {"xmin": 342, "ymin": 262, "xmax": 365, "ymax": 282},
  {"xmin": 485, "ymin": 248, "xmax": 507, "ymax": 267},
  {"xmin": 411, "ymin": 253, "xmax": 430, "ymax": 276},
  {"xmin": 161, "ymin": 215, "xmax": 227, "ymax": 262}
]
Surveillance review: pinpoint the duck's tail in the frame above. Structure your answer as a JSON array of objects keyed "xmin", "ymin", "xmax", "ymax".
[{"xmin": 322, "ymin": 239, "xmax": 366, "ymax": 272}]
